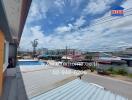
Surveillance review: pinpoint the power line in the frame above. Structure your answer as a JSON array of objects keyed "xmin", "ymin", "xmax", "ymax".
[
  {"xmin": 74, "ymin": 8, "xmax": 132, "ymax": 33},
  {"xmin": 90, "ymin": 13, "xmax": 132, "ymax": 27},
  {"xmin": 92, "ymin": 9, "xmax": 132, "ymax": 25},
  {"xmin": 78, "ymin": 13, "xmax": 132, "ymax": 33},
  {"xmin": 95, "ymin": 7, "xmax": 132, "ymax": 22}
]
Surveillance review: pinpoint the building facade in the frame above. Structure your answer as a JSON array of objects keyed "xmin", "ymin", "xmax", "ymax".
[{"xmin": 0, "ymin": 0, "xmax": 32, "ymax": 96}]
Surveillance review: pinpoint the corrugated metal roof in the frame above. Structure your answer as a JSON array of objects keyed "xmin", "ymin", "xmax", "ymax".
[{"xmin": 30, "ymin": 79, "xmax": 128, "ymax": 100}]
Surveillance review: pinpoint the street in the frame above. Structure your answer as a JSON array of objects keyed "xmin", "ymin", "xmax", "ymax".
[{"xmin": 82, "ymin": 73, "xmax": 132, "ymax": 100}]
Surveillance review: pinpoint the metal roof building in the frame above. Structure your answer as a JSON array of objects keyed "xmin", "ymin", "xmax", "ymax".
[{"xmin": 30, "ymin": 79, "xmax": 128, "ymax": 100}]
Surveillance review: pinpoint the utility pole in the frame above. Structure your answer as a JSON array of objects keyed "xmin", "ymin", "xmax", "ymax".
[
  {"xmin": 73, "ymin": 49, "xmax": 75, "ymax": 61},
  {"xmin": 31, "ymin": 39, "xmax": 38, "ymax": 58},
  {"xmin": 66, "ymin": 45, "xmax": 68, "ymax": 62}
]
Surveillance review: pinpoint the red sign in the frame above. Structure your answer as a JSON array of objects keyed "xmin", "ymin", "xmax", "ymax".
[{"xmin": 111, "ymin": 10, "xmax": 124, "ymax": 14}]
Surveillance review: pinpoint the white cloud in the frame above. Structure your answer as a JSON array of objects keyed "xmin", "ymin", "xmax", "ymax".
[
  {"xmin": 83, "ymin": 0, "xmax": 114, "ymax": 15},
  {"xmin": 70, "ymin": 0, "xmax": 84, "ymax": 10},
  {"xmin": 26, "ymin": 0, "xmax": 53, "ymax": 23},
  {"xmin": 20, "ymin": 25, "xmax": 71, "ymax": 50},
  {"xmin": 54, "ymin": 0, "xmax": 65, "ymax": 8},
  {"xmin": 55, "ymin": 16, "xmax": 86, "ymax": 33},
  {"xmin": 20, "ymin": 25, "xmax": 45, "ymax": 50},
  {"xmin": 30, "ymin": 2, "xmax": 38, "ymax": 17},
  {"xmin": 27, "ymin": 0, "xmax": 81, "ymax": 24},
  {"xmin": 27, "ymin": 2, "xmax": 42, "ymax": 23},
  {"xmin": 82, "ymin": 11, "xmax": 132, "ymax": 51},
  {"xmin": 54, "ymin": 0, "xmax": 83, "ymax": 9},
  {"xmin": 74, "ymin": 16, "xmax": 86, "ymax": 28},
  {"xmin": 30, "ymin": 26, "xmax": 45, "ymax": 43},
  {"xmin": 22, "ymin": 12, "xmax": 132, "ymax": 51},
  {"xmin": 122, "ymin": 0, "xmax": 132, "ymax": 9},
  {"xmin": 55, "ymin": 26, "xmax": 70, "ymax": 33},
  {"xmin": 20, "ymin": 0, "xmax": 132, "ymax": 52},
  {"xmin": 55, "ymin": 24, "xmax": 73, "ymax": 33}
]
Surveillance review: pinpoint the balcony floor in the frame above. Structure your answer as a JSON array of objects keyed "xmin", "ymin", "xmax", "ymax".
[
  {"xmin": 2, "ymin": 74, "xmax": 28, "ymax": 100},
  {"xmin": 2, "ymin": 65, "xmax": 78, "ymax": 100}
]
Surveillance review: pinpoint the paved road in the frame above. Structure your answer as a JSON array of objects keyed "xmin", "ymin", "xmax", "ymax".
[{"xmin": 82, "ymin": 73, "xmax": 132, "ymax": 100}]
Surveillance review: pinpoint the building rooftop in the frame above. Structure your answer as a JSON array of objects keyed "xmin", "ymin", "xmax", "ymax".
[
  {"xmin": 18, "ymin": 65, "xmax": 78, "ymax": 99},
  {"xmin": 31, "ymin": 79, "xmax": 127, "ymax": 100}
]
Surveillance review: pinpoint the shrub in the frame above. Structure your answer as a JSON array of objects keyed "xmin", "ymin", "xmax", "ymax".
[
  {"xmin": 90, "ymin": 66, "xmax": 96, "ymax": 72},
  {"xmin": 107, "ymin": 67, "xmax": 114, "ymax": 72},
  {"xmin": 116, "ymin": 68, "xmax": 127, "ymax": 75},
  {"xmin": 128, "ymin": 74, "xmax": 132, "ymax": 78},
  {"xmin": 107, "ymin": 67, "xmax": 127, "ymax": 76}
]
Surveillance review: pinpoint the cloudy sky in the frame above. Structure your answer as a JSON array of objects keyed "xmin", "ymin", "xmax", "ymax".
[{"xmin": 20, "ymin": 0, "xmax": 132, "ymax": 52}]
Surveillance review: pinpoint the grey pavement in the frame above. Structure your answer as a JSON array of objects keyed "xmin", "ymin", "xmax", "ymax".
[{"xmin": 82, "ymin": 73, "xmax": 132, "ymax": 100}]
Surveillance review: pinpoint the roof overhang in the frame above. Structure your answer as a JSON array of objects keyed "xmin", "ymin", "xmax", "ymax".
[
  {"xmin": 1, "ymin": 0, "xmax": 32, "ymax": 44},
  {"xmin": 0, "ymin": 1, "xmax": 11, "ymax": 41}
]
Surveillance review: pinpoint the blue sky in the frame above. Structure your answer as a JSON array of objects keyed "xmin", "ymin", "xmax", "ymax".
[{"xmin": 20, "ymin": 0, "xmax": 132, "ymax": 51}]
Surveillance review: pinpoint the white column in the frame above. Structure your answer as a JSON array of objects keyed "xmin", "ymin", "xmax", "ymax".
[{"xmin": 3, "ymin": 41, "xmax": 9, "ymax": 72}]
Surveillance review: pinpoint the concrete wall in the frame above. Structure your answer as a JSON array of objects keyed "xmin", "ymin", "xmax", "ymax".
[{"xmin": 0, "ymin": 30, "xmax": 5, "ymax": 96}]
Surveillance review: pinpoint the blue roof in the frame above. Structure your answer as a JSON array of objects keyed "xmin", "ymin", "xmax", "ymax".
[
  {"xmin": 116, "ymin": 0, "xmax": 125, "ymax": 3},
  {"xmin": 111, "ymin": 5, "xmax": 124, "ymax": 10},
  {"xmin": 30, "ymin": 79, "xmax": 128, "ymax": 100}
]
